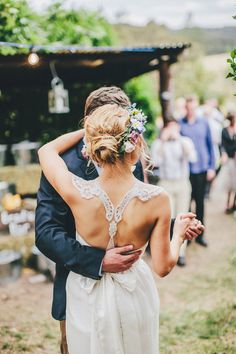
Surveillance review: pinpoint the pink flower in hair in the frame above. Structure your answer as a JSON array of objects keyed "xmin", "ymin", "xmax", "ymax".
[
  {"xmin": 130, "ymin": 131, "xmax": 139, "ymax": 144},
  {"xmin": 81, "ymin": 144, "xmax": 88, "ymax": 159}
]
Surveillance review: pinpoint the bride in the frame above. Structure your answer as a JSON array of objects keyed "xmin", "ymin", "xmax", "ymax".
[{"xmin": 38, "ymin": 103, "xmax": 196, "ymax": 354}]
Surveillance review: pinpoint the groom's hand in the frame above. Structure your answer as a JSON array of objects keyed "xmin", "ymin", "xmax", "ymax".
[{"xmin": 102, "ymin": 246, "xmax": 141, "ymax": 273}]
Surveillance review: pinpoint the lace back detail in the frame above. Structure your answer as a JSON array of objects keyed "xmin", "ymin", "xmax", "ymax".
[
  {"xmin": 72, "ymin": 174, "xmax": 98, "ymax": 199},
  {"xmin": 72, "ymin": 174, "xmax": 163, "ymax": 249}
]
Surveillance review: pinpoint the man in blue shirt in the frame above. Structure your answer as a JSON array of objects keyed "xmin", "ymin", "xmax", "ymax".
[{"xmin": 180, "ymin": 95, "xmax": 215, "ymax": 247}]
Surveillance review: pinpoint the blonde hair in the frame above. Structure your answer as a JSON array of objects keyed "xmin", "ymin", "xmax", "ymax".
[{"xmin": 84, "ymin": 104, "xmax": 130, "ymax": 165}]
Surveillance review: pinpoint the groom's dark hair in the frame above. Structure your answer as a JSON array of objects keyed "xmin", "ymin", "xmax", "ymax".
[{"xmin": 84, "ymin": 86, "xmax": 131, "ymax": 116}]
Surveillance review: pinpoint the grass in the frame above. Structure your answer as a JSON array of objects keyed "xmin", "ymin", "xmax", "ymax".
[
  {"xmin": 0, "ymin": 327, "xmax": 30, "ymax": 353},
  {"xmin": 159, "ymin": 248, "xmax": 236, "ymax": 354},
  {"xmin": 0, "ymin": 321, "xmax": 58, "ymax": 353}
]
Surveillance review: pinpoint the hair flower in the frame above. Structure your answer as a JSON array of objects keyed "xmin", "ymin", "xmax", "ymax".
[
  {"xmin": 130, "ymin": 131, "xmax": 139, "ymax": 144},
  {"xmin": 82, "ymin": 102, "xmax": 147, "ymax": 160},
  {"xmin": 124, "ymin": 141, "xmax": 136, "ymax": 153},
  {"xmin": 81, "ymin": 144, "xmax": 89, "ymax": 159},
  {"xmin": 130, "ymin": 118, "xmax": 146, "ymax": 133},
  {"xmin": 119, "ymin": 103, "xmax": 147, "ymax": 154}
]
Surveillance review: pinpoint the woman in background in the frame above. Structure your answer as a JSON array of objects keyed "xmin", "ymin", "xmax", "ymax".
[{"xmin": 221, "ymin": 112, "xmax": 236, "ymax": 214}]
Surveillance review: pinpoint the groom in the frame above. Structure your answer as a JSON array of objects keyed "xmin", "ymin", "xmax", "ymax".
[{"xmin": 35, "ymin": 86, "xmax": 203, "ymax": 354}]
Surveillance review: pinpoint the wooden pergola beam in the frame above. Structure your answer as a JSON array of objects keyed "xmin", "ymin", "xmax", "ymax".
[
  {"xmin": 0, "ymin": 43, "xmax": 190, "ymax": 123},
  {"xmin": 159, "ymin": 59, "xmax": 173, "ymax": 125}
]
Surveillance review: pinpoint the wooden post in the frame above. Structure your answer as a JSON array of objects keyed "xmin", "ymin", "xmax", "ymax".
[{"xmin": 159, "ymin": 59, "xmax": 173, "ymax": 126}]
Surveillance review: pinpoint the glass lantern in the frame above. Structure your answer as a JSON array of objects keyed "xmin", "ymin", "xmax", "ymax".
[{"xmin": 48, "ymin": 77, "xmax": 70, "ymax": 114}]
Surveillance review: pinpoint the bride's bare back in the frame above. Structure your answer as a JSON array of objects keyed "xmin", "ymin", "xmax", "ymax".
[{"xmin": 68, "ymin": 174, "xmax": 164, "ymax": 251}]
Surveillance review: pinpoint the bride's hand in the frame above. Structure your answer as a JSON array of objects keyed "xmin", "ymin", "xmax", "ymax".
[
  {"xmin": 173, "ymin": 212, "xmax": 196, "ymax": 242},
  {"xmin": 184, "ymin": 218, "xmax": 204, "ymax": 241}
]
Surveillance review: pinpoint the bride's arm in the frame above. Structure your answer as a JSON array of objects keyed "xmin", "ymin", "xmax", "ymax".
[
  {"xmin": 41, "ymin": 129, "xmax": 85, "ymax": 155},
  {"xmin": 38, "ymin": 129, "xmax": 85, "ymax": 201},
  {"xmin": 149, "ymin": 193, "xmax": 193, "ymax": 277}
]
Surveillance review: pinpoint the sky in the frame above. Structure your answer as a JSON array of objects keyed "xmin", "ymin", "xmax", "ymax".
[{"xmin": 29, "ymin": 0, "xmax": 236, "ymax": 29}]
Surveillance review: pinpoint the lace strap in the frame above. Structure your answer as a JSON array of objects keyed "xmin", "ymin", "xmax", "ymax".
[
  {"xmin": 72, "ymin": 174, "xmax": 114, "ymax": 221},
  {"xmin": 95, "ymin": 188, "xmax": 114, "ymax": 222},
  {"xmin": 114, "ymin": 182, "xmax": 139, "ymax": 223},
  {"xmin": 72, "ymin": 174, "xmax": 98, "ymax": 199},
  {"xmin": 136, "ymin": 183, "xmax": 164, "ymax": 202},
  {"xmin": 114, "ymin": 182, "xmax": 163, "ymax": 223}
]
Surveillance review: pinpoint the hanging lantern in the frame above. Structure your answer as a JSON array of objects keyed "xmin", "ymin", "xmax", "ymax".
[{"xmin": 48, "ymin": 77, "xmax": 70, "ymax": 114}]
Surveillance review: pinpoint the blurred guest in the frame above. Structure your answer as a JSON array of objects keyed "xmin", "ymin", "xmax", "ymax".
[
  {"xmin": 198, "ymin": 98, "xmax": 223, "ymax": 198},
  {"xmin": 151, "ymin": 119, "xmax": 197, "ymax": 266},
  {"xmin": 221, "ymin": 112, "xmax": 236, "ymax": 213},
  {"xmin": 174, "ymin": 97, "xmax": 187, "ymax": 120},
  {"xmin": 198, "ymin": 98, "xmax": 224, "ymax": 124},
  {"xmin": 180, "ymin": 95, "xmax": 215, "ymax": 247}
]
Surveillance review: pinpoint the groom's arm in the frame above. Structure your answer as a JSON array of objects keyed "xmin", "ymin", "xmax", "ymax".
[{"xmin": 35, "ymin": 173, "xmax": 105, "ymax": 279}]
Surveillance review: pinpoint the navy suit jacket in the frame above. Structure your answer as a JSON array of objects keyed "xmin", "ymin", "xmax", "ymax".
[{"xmin": 35, "ymin": 140, "xmax": 144, "ymax": 320}]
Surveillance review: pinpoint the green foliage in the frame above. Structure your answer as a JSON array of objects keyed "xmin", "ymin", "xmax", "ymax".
[
  {"xmin": 227, "ymin": 49, "xmax": 236, "ymax": 80},
  {"xmin": 226, "ymin": 15, "xmax": 236, "ymax": 95},
  {"xmin": 0, "ymin": 0, "xmax": 115, "ymax": 53},
  {"xmin": 0, "ymin": 0, "xmax": 42, "ymax": 54},
  {"xmin": 124, "ymin": 74, "xmax": 161, "ymax": 144},
  {"xmin": 41, "ymin": 2, "xmax": 115, "ymax": 46}
]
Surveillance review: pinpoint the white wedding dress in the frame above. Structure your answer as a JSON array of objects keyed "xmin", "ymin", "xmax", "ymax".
[{"xmin": 66, "ymin": 176, "xmax": 163, "ymax": 354}]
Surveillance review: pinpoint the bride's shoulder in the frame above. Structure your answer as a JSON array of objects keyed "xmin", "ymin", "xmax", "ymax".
[
  {"xmin": 71, "ymin": 173, "xmax": 86, "ymax": 185},
  {"xmin": 71, "ymin": 173, "xmax": 97, "ymax": 199},
  {"xmin": 136, "ymin": 181, "xmax": 166, "ymax": 201}
]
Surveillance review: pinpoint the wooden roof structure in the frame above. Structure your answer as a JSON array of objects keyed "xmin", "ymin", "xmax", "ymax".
[
  {"xmin": 0, "ymin": 43, "xmax": 190, "ymax": 87},
  {"xmin": 0, "ymin": 42, "xmax": 190, "ymax": 122}
]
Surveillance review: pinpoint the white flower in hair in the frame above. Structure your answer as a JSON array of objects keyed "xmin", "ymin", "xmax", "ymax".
[
  {"xmin": 130, "ymin": 118, "xmax": 146, "ymax": 133},
  {"xmin": 119, "ymin": 103, "xmax": 147, "ymax": 154}
]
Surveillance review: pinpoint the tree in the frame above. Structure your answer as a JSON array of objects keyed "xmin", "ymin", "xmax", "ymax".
[
  {"xmin": 0, "ymin": 0, "xmax": 42, "ymax": 54},
  {"xmin": 124, "ymin": 74, "xmax": 161, "ymax": 143},
  {"xmin": 41, "ymin": 2, "xmax": 115, "ymax": 46},
  {"xmin": 227, "ymin": 50, "xmax": 236, "ymax": 81},
  {"xmin": 227, "ymin": 16, "xmax": 236, "ymax": 89}
]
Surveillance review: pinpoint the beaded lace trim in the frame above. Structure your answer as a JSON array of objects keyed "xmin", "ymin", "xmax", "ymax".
[{"xmin": 72, "ymin": 174, "xmax": 163, "ymax": 247}]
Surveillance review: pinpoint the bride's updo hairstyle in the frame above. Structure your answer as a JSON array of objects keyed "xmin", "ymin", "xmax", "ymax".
[{"xmin": 84, "ymin": 104, "xmax": 130, "ymax": 165}]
